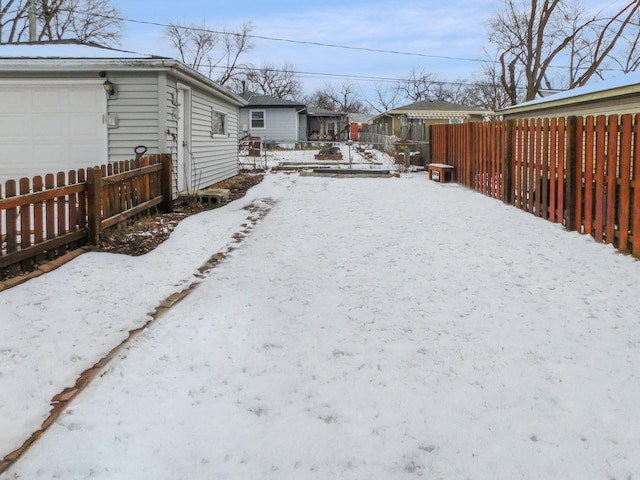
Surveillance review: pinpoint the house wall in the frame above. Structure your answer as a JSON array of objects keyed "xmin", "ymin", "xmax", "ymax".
[
  {"xmin": 107, "ymin": 72, "xmax": 239, "ymax": 191},
  {"xmin": 239, "ymin": 107, "xmax": 300, "ymax": 143},
  {"xmin": 189, "ymin": 86, "xmax": 240, "ymax": 188},
  {"xmin": 105, "ymin": 71, "xmax": 162, "ymax": 163}
]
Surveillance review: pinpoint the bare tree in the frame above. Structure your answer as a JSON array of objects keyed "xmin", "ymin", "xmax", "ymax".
[
  {"xmin": 396, "ymin": 68, "xmax": 444, "ymax": 102},
  {"xmin": 303, "ymin": 89, "xmax": 335, "ymax": 111},
  {"xmin": 0, "ymin": 0, "xmax": 122, "ymax": 45},
  {"xmin": 165, "ymin": 21, "xmax": 253, "ymax": 86},
  {"xmin": 367, "ymin": 82, "xmax": 401, "ymax": 113},
  {"xmin": 431, "ymin": 79, "xmax": 476, "ymax": 104},
  {"xmin": 236, "ymin": 62, "xmax": 303, "ymax": 99},
  {"xmin": 307, "ymin": 81, "xmax": 367, "ymax": 113},
  {"xmin": 165, "ymin": 22, "xmax": 218, "ymax": 73},
  {"xmin": 466, "ymin": 64, "xmax": 514, "ymax": 111},
  {"xmin": 488, "ymin": 0, "xmax": 640, "ymax": 105},
  {"xmin": 608, "ymin": 9, "xmax": 640, "ymax": 73},
  {"xmin": 216, "ymin": 23, "xmax": 253, "ymax": 86},
  {"xmin": 1, "ymin": 0, "xmax": 27, "ymax": 42}
]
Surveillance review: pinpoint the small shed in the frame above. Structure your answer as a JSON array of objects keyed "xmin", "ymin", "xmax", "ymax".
[
  {"xmin": 0, "ymin": 40, "xmax": 246, "ymax": 194},
  {"xmin": 500, "ymin": 71, "xmax": 640, "ymax": 119},
  {"xmin": 238, "ymin": 92, "xmax": 307, "ymax": 146},
  {"xmin": 306, "ymin": 107, "xmax": 348, "ymax": 141}
]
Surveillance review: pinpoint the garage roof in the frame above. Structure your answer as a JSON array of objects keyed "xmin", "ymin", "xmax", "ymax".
[{"xmin": 0, "ymin": 40, "xmax": 245, "ymax": 106}]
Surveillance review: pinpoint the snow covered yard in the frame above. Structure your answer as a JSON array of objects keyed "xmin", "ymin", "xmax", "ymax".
[{"xmin": 2, "ymin": 149, "xmax": 640, "ymax": 479}]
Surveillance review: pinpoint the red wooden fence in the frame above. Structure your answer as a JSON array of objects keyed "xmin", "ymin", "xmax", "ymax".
[
  {"xmin": 430, "ymin": 114, "xmax": 640, "ymax": 258},
  {"xmin": 1, "ymin": 155, "xmax": 172, "ymax": 279}
]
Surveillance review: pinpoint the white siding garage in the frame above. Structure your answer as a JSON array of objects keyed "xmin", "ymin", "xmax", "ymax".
[
  {"xmin": 0, "ymin": 42, "xmax": 246, "ymax": 197},
  {"xmin": 0, "ymin": 79, "xmax": 107, "ymax": 187}
]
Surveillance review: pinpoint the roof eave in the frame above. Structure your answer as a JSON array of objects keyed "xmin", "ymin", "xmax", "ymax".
[
  {"xmin": 0, "ymin": 57, "xmax": 247, "ymax": 106},
  {"xmin": 500, "ymin": 84, "xmax": 640, "ymax": 115}
]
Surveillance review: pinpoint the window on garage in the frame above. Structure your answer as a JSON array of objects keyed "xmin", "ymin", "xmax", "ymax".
[{"xmin": 211, "ymin": 108, "xmax": 226, "ymax": 135}]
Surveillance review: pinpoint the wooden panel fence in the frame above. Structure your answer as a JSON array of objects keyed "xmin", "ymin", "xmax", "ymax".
[
  {"xmin": 1, "ymin": 154, "xmax": 172, "ymax": 279},
  {"xmin": 430, "ymin": 114, "xmax": 640, "ymax": 258}
]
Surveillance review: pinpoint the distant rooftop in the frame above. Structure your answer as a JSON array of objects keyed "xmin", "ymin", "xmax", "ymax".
[
  {"xmin": 240, "ymin": 91, "xmax": 305, "ymax": 109},
  {"xmin": 306, "ymin": 106, "xmax": 345, "ymax": 116},
  {"xmin": 392, "ymin": 99, "xmax": 489, "ymax": 113}
]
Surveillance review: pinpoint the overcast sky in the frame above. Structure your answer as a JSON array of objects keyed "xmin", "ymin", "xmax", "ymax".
[{"xmin": 118, "ymin": 0, "xmax": 634, "ymax": 97}]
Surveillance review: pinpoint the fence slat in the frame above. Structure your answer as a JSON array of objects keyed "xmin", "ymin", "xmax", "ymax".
[
  {"xmin": 584, "ymin": 116, "xmax": 595, "ymax": 237},
  {"xmin": 0, "ymin": 182, "xmax": 3, "ymax": 260},
  {"xmin": 549, "ymin": 119, "xmax": 558, "ymax": 222},
  {"xmin": 633, "ymin": 115, "xmax": 640, "ymax": 257},
  {"xmin": 618, "ymin": 115, "xmax": 632, "ymax": 252},
  {"xmin": 5, "ymin": 180, "xmax": 19, "ymax": 276},
  {"xmin": 19, "ymin": 178, "xmax": 33, "ymax": 272},
  {"xmin": 605, "ymin": 116, "xmax": 618, "ymax": 244},
  {"xmin": 56, "ymin": 172, "xmax": 67, "ymax": 244},
  {"xmin": 594, "ymin": 116, "xmax": 607, "ymax": 243},
  {"xmin": 565, "ymin": 116, "xmax": 578, "ymax": 231},
  {"xmin": 556, "ymin": 118, "xmax": 566, "ymax": 226}
]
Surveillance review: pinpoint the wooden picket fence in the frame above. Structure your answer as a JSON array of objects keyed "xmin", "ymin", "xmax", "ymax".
[
  {"xmin": 430, "ymin": 114, "xmax": 640, "ymax": 258},
  {"xmin": 1, "ymin": 154, "xmax": 172, "ymax": 278}
]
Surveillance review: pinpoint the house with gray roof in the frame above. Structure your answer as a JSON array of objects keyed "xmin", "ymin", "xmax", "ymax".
[{"xmin": 239, "ymin": 92, "xmax": 307, "ymax": 145}]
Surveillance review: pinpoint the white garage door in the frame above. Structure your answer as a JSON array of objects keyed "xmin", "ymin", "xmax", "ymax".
[{"xmin": 0, "ymin": 79, "xmax": 108, "ymax": 189}]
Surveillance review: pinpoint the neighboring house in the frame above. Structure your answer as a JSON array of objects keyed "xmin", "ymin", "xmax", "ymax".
[
  {"xmin": 0, "ymin": 40, "xmax": 245, "ymax": 194},
  {"xmin": 347, "ymin": 113, "xmax": 372, "ymax": 142},
  {"xmin": 369, "ymin": 100, "xmax": 490, "ymax": 138},
  {"xmin": 500, "ymin": 71, "xmax": 640, "ymax": 119},
  {"xmin": 306, "ymin": 107, "xmax": 348, "ymax": 141},
  {"xmin": 239, "ymin": 92, "xmax": 307, "ymax": 145}
]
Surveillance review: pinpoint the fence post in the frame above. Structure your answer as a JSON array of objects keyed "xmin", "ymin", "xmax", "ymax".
[
  {"xmin": 504, "ymin": 120, "xmax": 514, "ymax": 205},
  {"xmin": 86, "ymin": 167, "xmax": 102, "ymax": 245},
  {"xmin": 161, "ymin": 154, "xmax": 173, "ymax": 213},
  {"xmin": 565, "ymin": 116, "xmax": 579, "ymax": 231}
]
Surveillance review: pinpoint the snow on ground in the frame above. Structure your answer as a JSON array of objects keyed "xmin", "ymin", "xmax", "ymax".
[{"xmin": 2, "ymin": 147, "xmax": 640, "ymax": 479}]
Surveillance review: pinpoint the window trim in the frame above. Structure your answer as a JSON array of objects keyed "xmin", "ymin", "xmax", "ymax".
[
  {"xmin": 211, "ymin": 107, "xmax": 226, "ymax": 136},
  {"xmin": 250, "ymin": 109, "xmax": 266, "ymax": 129}
]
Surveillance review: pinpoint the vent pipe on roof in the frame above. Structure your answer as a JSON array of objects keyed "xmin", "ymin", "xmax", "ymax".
[{"xmin": 28, "ymin": 0, "xmax": 37, "ymax": 41}]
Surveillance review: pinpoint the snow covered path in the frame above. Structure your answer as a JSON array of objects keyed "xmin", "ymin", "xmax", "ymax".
[{"xmin": 2, "ymin": 171, "xmax": 640, "ymax": 479}]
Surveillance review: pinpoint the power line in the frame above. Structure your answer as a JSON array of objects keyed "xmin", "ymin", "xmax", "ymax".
[
  {"xmin": 3, "ymin": 5, "xmax": 632, "ymax": 86},
  {"xmin": 59, "ymin": 8, "xmax": 492, "ymax": 65}
]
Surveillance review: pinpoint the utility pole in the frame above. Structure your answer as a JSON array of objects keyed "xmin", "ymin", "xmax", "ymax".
[{"xmin": 29, "ymin": 0, "xmax": 36, "ymax": 41}]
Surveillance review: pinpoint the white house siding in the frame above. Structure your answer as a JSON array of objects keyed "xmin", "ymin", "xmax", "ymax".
[
  {"xmin": 106, "ymin": 72, "xmax": 161, "ymax": 163},
  {"xmin": 240, "ymin": 108, "xmax": 300, "ymax": 143},
  {"xmin": 190, "ymin": 88, "xmax": 239, "ymax": 189},
  {"xmin": 105, "ymin": 72, "xmax": 240, "ymax": 192}
]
